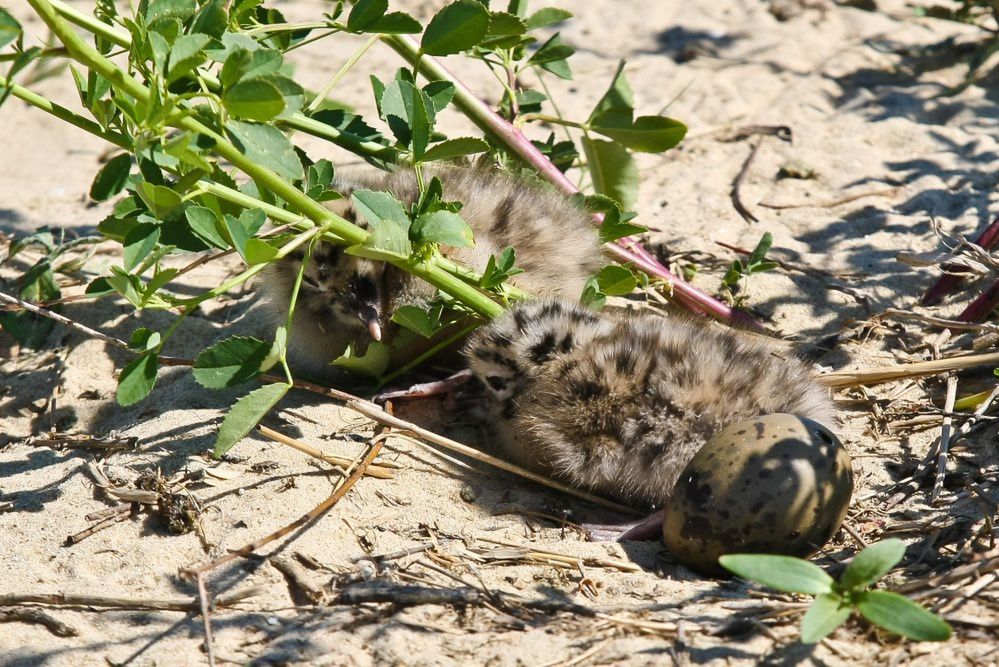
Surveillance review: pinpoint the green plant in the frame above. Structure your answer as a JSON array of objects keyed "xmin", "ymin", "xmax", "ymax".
[
  {"xmin": 720, "ymin": 539, "xmax": 952, "ymax": 644},
  {"xmin": 720, "ymin": 231, "xmax": 778, "ymax": 305},
  {"xmin": 0, "ymin": 0, "xmax": 751, "ymax": 456},
  {"xmin": 909, "ymin": 1, "xmax": 999, "ymax": 86}
]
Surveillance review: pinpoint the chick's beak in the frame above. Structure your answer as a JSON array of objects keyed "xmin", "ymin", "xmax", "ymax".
[{"xmin": 358, "ymin": 304, "xmax": 382, "ymax": 341}]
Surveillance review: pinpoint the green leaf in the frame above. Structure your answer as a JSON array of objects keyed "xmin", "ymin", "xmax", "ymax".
[
  {"xmin": 529, "ymin": 32, "xmax": 573, "ymax": 78},
  {"xmin": 587, "ymin": 194, "xmax": 645, "ymax": 243},
  {"xmin": 380, "ymin": 79, "xmax": 432, "ymax": 157},
  {"xmin": 226, "ymin": 120, "xmax": 304, "ymax": 181},
  {"xmin": 270, "ymin": 75, "xmax": 305, "ymax": 119},
  {"xmin": 580, "ymin": 278, "xmax": 606, "ymax": 309},
  {"xmin": 525, "ymin": 7, "xmax": 572, "ymax": 30},
  {"xmin": 128, "ymin": 327, "xmax": 161, "ymax": 352},
  {"xmin": 392, "ymin": 305, "xmax": 435, "ymax": 338},
  {"xmin": 347, "ymin": 219, "xmax": 412, "ymax": 261},
  {"xmin": 135, "ymin": 182, "xmax": 183, "ymax": 219},
  {"xmin": 748, "ymin": 232, "xmax": 774, "ymax": 265},
  {"xmin": 145, "ymin": 0, "xmax": 197, "ymax": 24},
  {"xmin": 855, "ymin": 591, "xmax": 951, "ymax": 642},
  {"xmin": 193, "ymin": 336, "xmax": 271, "ymax": 389},
  {"xmin": 421, "ymin": 0, "xmax": 490, "ymax": 56},
  {"xmin": 89, "ymin": 154, "xmax": 132, "ymax": 201},
  {"xmin": 331, "ymin": 342, "xmax": 390, "ymax": 377},
  {"xmin": 718, "ymin": 554, "xmax": 835, "ymax": 595},
  {"xmin": 801, "ymin": 593, "xmax": 852, "ymax": 644},
  {"xmin": 166, "ymin": 33, "xmax": 209, "ymax": 83},
  {"xmin": 582, "ymin": 137, "xmax": 638, "ymax": 210},
  {"xmin": 591, "ymin": 115, "xmax": 687, "ymax": 153},
  {"xmin": 142, "ymin": 267, "xmax": 179, "ymax": 305},
  {"xmin": 222, "ymin": 209, "xmax": 267, "ymax": 263},
  {"xmin": 488, "ymin": 11, "xmax": 526, "ymax": 35},
  {"xmin": 185, "ymin": 206, "xmax": 228, "ymax": 249},
  {"xmin": 840, "ymin": 539, "xmax": 906, "ymax": 592},
  {"xmin": 223, "ymin": 78, "xmax": 286, "ymax": 121},
  {"xmin": 367, "ymin": 12, "xmax": 422, "ymax": 33},
  {"xmin": 106, "ymin": 267, "xmax": 144, "ymax": 308},
  {"xmin": 243, "ymin": 238, "xmax": 278, "ymax": 264},
  {"xmin": 347, "ymin": 0, "xmax": 387, "ymax": 31},
  {"xmin": 595, "ymin": 265, "xmax": 636, "ymax": 296},
  {"xmin": 123, "ymin": 223, "xmax": 161, "ymax": 273},
  {"xmin": 260, "ymin": 325, "xmax": 286, "ymax": 373},
  {"xmin": 117, "ymin": 353, "xmax": 158, "ymax": 406},
  {"xmin": 191, "ymin": 0, "xmax": 227, "ymax": 38},
  {"xmin": 421, "ymin": 137, "xmax": 489, "ymax": 162},
  {"xmin": 0, "ymin": 8, "xmax": 22, "ymax": 50},
  {"xmin": 480, "ymin": 247, "xmax": 523, "ymax": 289},
  {"xmin": 220, "ymin": 47, "xmax": 283, "ymax": 87},
  {"xmin": 351, "ymin": 190, "xmax": 409, "ymax": 226},
  {"xmin": 589, "ymin": 60, "xmax": 633, "ymax": 122},
  {"xmin": 423, "ymin": 81, "xmax": 456, "ymax": 113},
  {"xmin": 412, "ymin": 210, "xmax": 474, "ymax": 247},
  {"xmin": 214, "ymin": 382, "xmax": 290, "ymax": 456}
]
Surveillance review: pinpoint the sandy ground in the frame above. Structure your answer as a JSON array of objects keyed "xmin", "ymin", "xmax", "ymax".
[{"xmin": 2, "ymin": 0, "xmax": 998, "ymax": 664}]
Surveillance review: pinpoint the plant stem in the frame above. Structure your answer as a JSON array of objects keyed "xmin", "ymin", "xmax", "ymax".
[
  {"xmin": 0, "ymin": 75, "xmax": 130, "ymax": 149},
  {"xmin": 305, "ymin": 33, "xmax": 380, "ymax": 114},
  {"xmin": 381, "ymin": 34, "xmax": 760, "ymax": 329},
  {"xmin": 518, "ymin": 113, "xmax": 587, "ymax": 129},
  {"xmin": 29, "ymin": 0, "xmax": 503, "ymax": 320}
]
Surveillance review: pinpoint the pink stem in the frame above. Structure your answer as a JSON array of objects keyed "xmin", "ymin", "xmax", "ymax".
[
  {"xmin": 922, "ymin": 216, "xmax": 999, "ymax": 306},
  {"xmin": 389, "ymin": 36, "xmax": 760, "ymax": 330},
  {"xmin": 956, "ymin": 276, "xmax": 999, "ymax": 324}
]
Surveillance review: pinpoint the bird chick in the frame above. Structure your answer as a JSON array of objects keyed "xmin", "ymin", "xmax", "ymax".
[
  {"xmin": 463, "ymin": 298, "xmax": 835, "ymax": 507},
  {"xmin": 262, "ymin": 166, "xmax": 603, "ymax": 377}
]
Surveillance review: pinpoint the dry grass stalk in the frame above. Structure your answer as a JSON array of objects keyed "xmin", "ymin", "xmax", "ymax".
[
  {"xmin": 930, "ymin": 374, "xmax": 959, "ymax": 503},
  {"xmin": 473, "ymin": 536, "xmax": 641, "ymax": 573},
  {"xmin": 818, "ymin": 350, "xmax": 999, "ymax": 388},
  {"xmin": 257, "ymin": 424, "xmax": 396, "ymax": 479},
  {"xmin": 182, "ymin": 435, "xmax": 384, "ymax": 578}
]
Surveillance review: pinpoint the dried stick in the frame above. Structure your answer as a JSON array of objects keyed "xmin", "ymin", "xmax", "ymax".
[
  {"xmin": 195, "ymin": 573, "xmax": 216, "ymax": 667},
  {"xmin": 182, "ymin": 436, "xmax": 384, "ymax": 578},
  {"xmin": 0, "ymin": 289, "xmax": 128, "ymax": 350},
  {"xmin": 897, "ymin": 547, "xmax": 999, "ymax": 595},
  {"xmin": 880, "ymin": 309, "xmax": 999, "ymax": 334},
  {"xmin": 0, "ymin": 608, "xmax": 78, "ymax": 637},
  {"xmin": 0, "ymin": 589, "xmax": 259, "ymax": 611},
  {"xmin": 818, "ymin": 350, "xmax": 999, "ymax": 389},
  {"xmin": 256, "ymin": 424, "xmax": 396, "ymax": 479},
  {"xmin": 759, "ymin": 187, "xmax": 899, "ymax": 211},
  {"xmin": 730, "ymin": 139, "xmax": 762, "ymax": 223},
  {"xmin": 930, "ymin": 374, "xmax": 958, "ymax": 503}
]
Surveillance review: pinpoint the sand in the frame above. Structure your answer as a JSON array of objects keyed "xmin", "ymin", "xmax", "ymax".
[{"xmin": 1, "ymin": 0, "xmax": 997, "ymax": 664}]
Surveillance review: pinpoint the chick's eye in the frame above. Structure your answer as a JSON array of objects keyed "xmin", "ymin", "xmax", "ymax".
[
  {"xmin": 302, "ymin": 274, "xmax": 319, "ymax": 287},
  {"xmin": 485, "ymin": 374, "xmax": 507, "ymax": 393}
]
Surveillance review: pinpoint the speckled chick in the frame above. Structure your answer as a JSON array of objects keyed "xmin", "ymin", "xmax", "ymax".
[
  {"xmin": 262, "ymin": 166, "xmax": 603, "ymax": 377},
  {"xmin": 463, "ymin": 298, "xmax": 836, "ymax": 507}
]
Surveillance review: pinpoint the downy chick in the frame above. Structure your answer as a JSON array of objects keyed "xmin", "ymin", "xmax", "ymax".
[
  {"xmin": 263, "ymin": 166, "xmax": 603, "ymax": 377},
  {"xmin": 463, "ymin": 298, "xmax": 835, "ymax": 507}
]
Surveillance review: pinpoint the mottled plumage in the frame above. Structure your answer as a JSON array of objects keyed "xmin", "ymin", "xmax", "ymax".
[
  {"xmin": 464, "ymin": 298, "xmax": 836, "ymax": 507},
  {"xmin": 263, "ymin": 166, "xmax": 603, "ymax": 376}
]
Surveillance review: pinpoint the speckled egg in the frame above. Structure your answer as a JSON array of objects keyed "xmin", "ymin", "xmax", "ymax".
[{"xmin": 662, "ymin": 413, "xmax": 853, "ymax": 576}]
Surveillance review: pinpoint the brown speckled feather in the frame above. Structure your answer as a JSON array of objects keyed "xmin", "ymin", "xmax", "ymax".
[{"xmin": 463, "ymin": 298, "xmax": 836, "ymax": 507}]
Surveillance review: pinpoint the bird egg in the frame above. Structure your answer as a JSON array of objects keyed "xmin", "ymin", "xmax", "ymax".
[{"xmin": 662, "ymin": 413, "xmax": 852, "ymax": 576}]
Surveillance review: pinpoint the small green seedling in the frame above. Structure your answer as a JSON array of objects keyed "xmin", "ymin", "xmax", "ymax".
[
  {"xmin": 721, "ymin": 231, "xmax": 779, "ymax": 301},
  {"xmin": 719, "ymin": 539, "xmax": 952, "ymax": 644}
]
